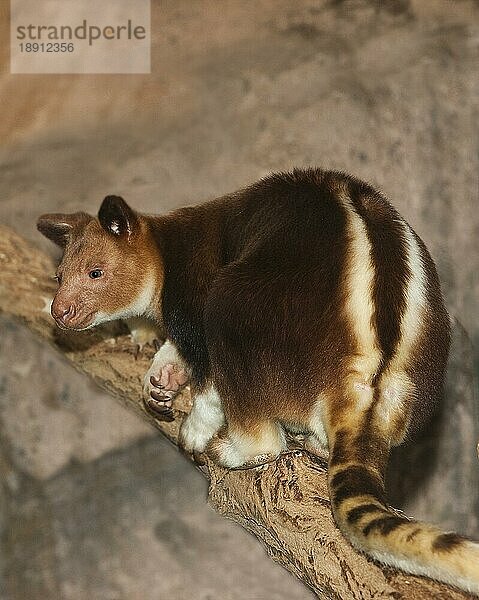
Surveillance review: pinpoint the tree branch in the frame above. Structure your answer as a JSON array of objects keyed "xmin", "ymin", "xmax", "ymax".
[{"xmin": 0, "ymin": 224, "xmax": 470, "ymax": 599}]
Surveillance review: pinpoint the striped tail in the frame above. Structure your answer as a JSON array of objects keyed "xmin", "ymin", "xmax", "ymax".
[{"xmin": 328, "ymin": 426, "xmax": 479, "ymax": 595}]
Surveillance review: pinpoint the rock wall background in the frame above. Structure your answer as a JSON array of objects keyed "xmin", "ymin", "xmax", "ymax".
[{"xmin": 0, "ymin": 1, "xmax": 477, "ymax": 598}]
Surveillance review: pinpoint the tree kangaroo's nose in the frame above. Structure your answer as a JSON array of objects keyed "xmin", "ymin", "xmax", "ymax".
[{"xmin": 51, "ymin": 299, "xmax": 76, "ymax": 326}]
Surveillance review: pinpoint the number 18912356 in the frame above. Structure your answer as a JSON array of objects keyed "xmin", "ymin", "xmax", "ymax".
[{"xmin": 19, "ymin": 42, "xmax": 74, "ymax": 52}]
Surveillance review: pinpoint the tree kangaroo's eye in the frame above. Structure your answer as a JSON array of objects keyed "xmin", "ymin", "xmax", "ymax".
[{"xmin": 89, "ymin": 269, "xmax": 103, "ymax": 279}]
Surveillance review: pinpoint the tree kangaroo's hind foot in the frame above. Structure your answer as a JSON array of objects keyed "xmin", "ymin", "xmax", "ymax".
[{"xmin": 206, "ymin": 420, "xmax": 287, "ymax": 470}]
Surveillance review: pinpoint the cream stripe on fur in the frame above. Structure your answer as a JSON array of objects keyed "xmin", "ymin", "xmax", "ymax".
[{"xmin": 342, "ymin": 197, "xmax": 382, "ymax": 382}]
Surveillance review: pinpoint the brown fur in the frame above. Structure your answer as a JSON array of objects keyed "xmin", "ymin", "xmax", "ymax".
[{"xmin": 38, "ymin": 169, "xmax": 479, "ymax": 595}]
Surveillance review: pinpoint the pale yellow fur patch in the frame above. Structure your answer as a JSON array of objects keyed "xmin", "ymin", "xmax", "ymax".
[
  {"xmin": 387, "ymin": 223, "xmax": 427, "ymax": 374},
  {"xmin": 212, "ymin": 422, "xmax": 286, "ymax": 469},
  {"xmin": 342, "ymin": 196, "xmax": 382, "ymax": 383}
]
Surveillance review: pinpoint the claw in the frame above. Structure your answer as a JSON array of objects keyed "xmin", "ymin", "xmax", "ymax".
[
  {"xmin": 150, "ymin": 390, "xmax": 173, "ymax": 407},
  {"xmin": 143, "ymin": 397, "xmax": 175, "ymax": 422},
  {"xmin": 150, "ymin": 375, "xmax": 164, "ymax": 388},
  {"xmin": 152, "ymin": 407, "xmax": 174, "ymax": 421},
  {"xmin": 147, "ymin": 394, "xmax": 169, "ymax": 409}
]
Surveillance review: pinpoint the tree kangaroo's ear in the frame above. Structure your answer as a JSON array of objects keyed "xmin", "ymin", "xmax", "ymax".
[
  {"xmin": 37, "ymin": 212, "xmax": 93, "ymax": 248},
  {"xmin": 98, "ymin": 195, "xmax": 139, "ymax": 241}
]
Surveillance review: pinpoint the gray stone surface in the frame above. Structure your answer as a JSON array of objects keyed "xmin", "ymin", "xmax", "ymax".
[{"xmin": 0, "ymin": 0, "xmax": 478, "ymax": 598}]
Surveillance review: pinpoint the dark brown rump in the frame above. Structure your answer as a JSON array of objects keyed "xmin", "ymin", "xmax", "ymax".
[
  {"xmin": 202, "ymin": 173, "xmax": 354, "ymax": 423},
  {"xmin": 203, "ymin": 262, "xmax": 351, "ymax": 424}
]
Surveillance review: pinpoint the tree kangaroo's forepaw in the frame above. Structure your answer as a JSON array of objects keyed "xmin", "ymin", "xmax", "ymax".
[{"xmin": 142, "ymin": 362, "xmax": 189, "ymax": 422}]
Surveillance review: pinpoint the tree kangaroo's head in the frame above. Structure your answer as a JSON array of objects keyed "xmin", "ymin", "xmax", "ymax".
[{"xmin": 37, "ymin": 196, "xmax": 161, "ymax": 331}]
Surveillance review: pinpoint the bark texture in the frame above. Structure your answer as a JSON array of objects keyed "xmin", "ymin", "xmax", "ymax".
[{"xmin": 0, "ymin": 224, "xmax": 474, "ymax": 600}]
